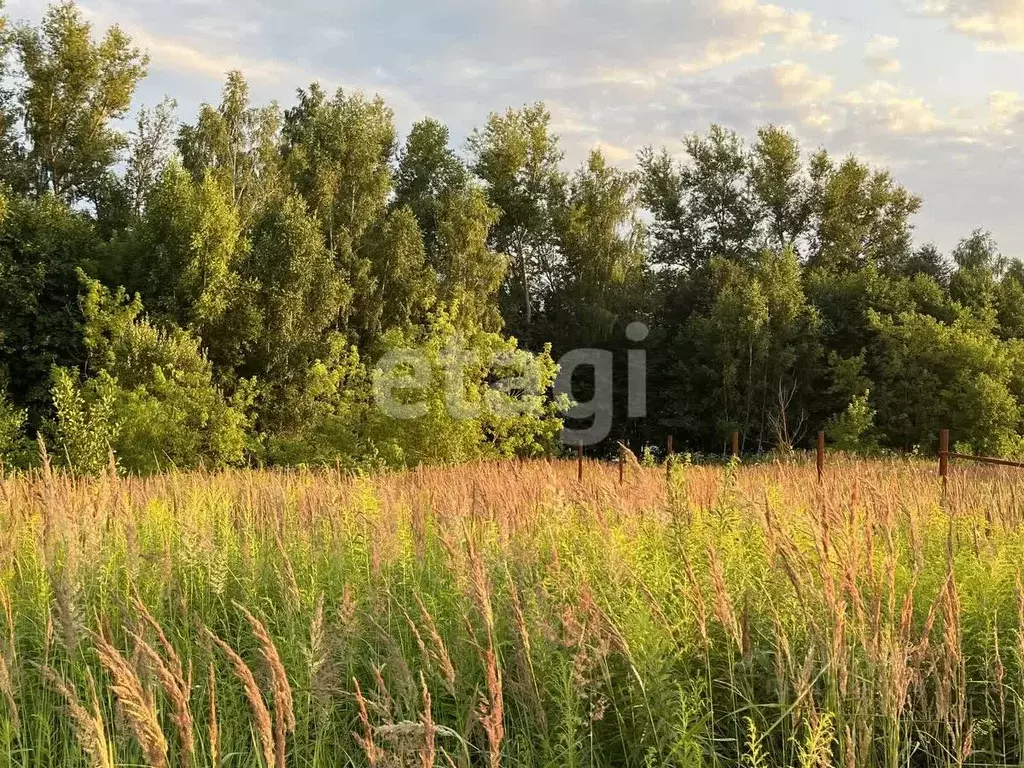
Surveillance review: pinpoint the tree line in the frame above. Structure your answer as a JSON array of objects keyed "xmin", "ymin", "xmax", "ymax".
[{"xmin": 1, "ymin": 1, "xmax": 1022, "ymax": 472}]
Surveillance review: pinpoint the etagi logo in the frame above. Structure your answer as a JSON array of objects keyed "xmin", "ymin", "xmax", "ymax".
[
  {"xmin": 554, "ymin": 321, "xmax": 648, "ymax": 446},
  {"xmin": 373, "ymin": 321, "xmax": 648, "ymax": 447}
]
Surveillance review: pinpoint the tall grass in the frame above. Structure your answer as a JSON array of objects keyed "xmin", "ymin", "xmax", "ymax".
[{"xmin": 0, "ymin": 456, "xmax": 1022, "ymax": 766}]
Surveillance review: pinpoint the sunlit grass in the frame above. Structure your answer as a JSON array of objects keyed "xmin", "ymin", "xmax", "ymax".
[{"xmin": 0, "ymin": 455, "xmax": 1020, "ymax": 766}]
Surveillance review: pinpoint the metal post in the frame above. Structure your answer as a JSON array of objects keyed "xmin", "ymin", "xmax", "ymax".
[
  {"xmin": 731, "ymin": 431, "xmax": 740, "ymax": 460},
  {"xmin": 939, "ymin": 428, "xmax": 949, "ymax": 487},
  {"xmin": 817, "ymin": 431, "xmax": 825, "ymax": 485},
  {"xmin": 577, "ymin": 443, "xmax": 584, "ymax": 482}
]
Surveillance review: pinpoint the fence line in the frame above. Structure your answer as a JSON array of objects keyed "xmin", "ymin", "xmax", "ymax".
[{"xmin": 583, "ymin": 427, "xmax": 1024, "ymax": 487}]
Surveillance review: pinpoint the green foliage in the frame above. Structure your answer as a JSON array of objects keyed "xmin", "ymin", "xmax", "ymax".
[
  {"xmin": 119, "ymin": 161, "xmax": 249, "ymax": 369},
  {"xmin": 268, "ymin": 315, "xmax": 564, "ymax": 468},
  {"xmin": 395, "ymin": 117, "xmax": 470, "ymax": 258},
  {"xmin": 0, "ymin": 193, "xmax": 101, "ymax": 416},
  {"xmin": 469, "ymin": 102, "xmax": 566, "ymax": 337},
  {"xmin": 239, "ymin": 193, "xmax": 349, "ymax": 426},
  {"xmin": 0, "ymin": 386, "xmax": 30, "ymax": 467},
  {"xmin": 65, "ymin": 276, "xmax": 249, "ymax": 473},
  {"xmin": 14, "ymin": 1, "xmax": 148, "ymax": 202},
  {"xmin": 49, "ymin": 365, "xmax": 117, "ymax": 472},
  {"xmin": 553, "ymin": 149, "xmax": 646, "ymax": 344},
  {"xmin": 177, "ymin": 70, "xmax": 282, "ymax": 225},
  {"xmin": 672, "ymin": 248, "xmax": 820, "ymax": 450},
  {"xmin": 282, "ymin": 82, "xmax": 395, "ymax": 249},
  {"xmin": 870, "ymin": 310, "xmax": 1023, "ymax": 455},
  {"xmin": 827, "ymin": 390, "xmax": 877, "ymax": 451}
]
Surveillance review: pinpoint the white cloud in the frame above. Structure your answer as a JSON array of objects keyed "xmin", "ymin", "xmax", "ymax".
[
  {"xmin": 864, "ymin": 35, "xmax": 902, "ymax": 73},
  {"xmin": 772, "ymin": 61, "xmax": 834, "ymax": 105},
  {"xmin": 840, "ymin": 81, "xmax": 944, "ymax": 134},
  {"xmin": 719, "ymin": 0, "xmax": 841, "ymax": 50},
  {"xmin": 679, "ymin": 38, "xmax": 768, "ymax": 73},
  {"xmin": 924, "ymin": 0, "xmax": 1024, "ymax": 49},
  {"xmin": 988, "ymin": 90, "xmax": 1024, "ymax": 130},
  {"xmin": 128, "ymin": 28, "xmax": 299, "ymax": 84}
]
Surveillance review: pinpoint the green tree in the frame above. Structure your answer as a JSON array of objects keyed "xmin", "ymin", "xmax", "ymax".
[
  {"xmin": 178, "ymin": 71, "xmax": 282, "ymax": 226},
  {"xmin": 433, "ymin": 186, "xmax": 506, "ymax": 332},
  {"xmin": 356, "ymin": 206, "xmax": 435, "ymax": 345},
  {"xmin": 0, "ymin": 4, "xmax": 29, "ymax": 194},
  {"xmin": 638, "ymin": 125, "xmax": 758, "ymax": 271},
  {"xmin": 282, "ymin": 83, "xmax": 395, "ymax": 253},
  {"xmin": 60, "ymin": 276, "xmax": 250, "ymax": 473},
  {"xmin": 871, "ymin": 310, "xmax": 1021, "ymax": 455},
  {"xmin": 394, "ymin": 118, "xmax": 469, "ymax": 259},
  {"xmin": 49, "ymin": 364, "xmax": 117, "ymax": 472},
  {"xmin": 805, "ymin": 152, "xmax": 921, "ymax": 274},
  {"xmin": 750, "ymin": 125, "xmax": 810, "ymax": 251},
  {"xmin": 0, "ymin": 194, "xmax": 100, "ymax": 417},
  {"xmin": 0, "ymin": 386, "xmax": 29, "ymax": 468},
  {"xmin": 902, "ymin": 243, "xmax": 950, "ymax": 286},
  {"xmin": 119, "ymin": 161, "xmax": 251, "ymax": 374},
  {"xmin": 949, "ymin": 229, "xmax": 1002, "ymax": 317},
  {"xmin": 15, "ymin": 2, "xmax": 147, "ymax": 202},
  {"xmin": 395, "ymin": 119, "xmax": 505, "ymax": 332},
  {"xmin": 469, "ymin": 103, "xmax": 565, "ymax": 338},
  {"xmin": 997, "ymin": 262, "xmax": 1024, "ymax": 340},
  {"xmin": 671, "ymin": 248, "xmax": 820, "ymax": 451},
  {"xmin": 826, "ymin": 390, "xmax": 877, "ymax": 452},
  {"xmin": 550, "ymin": 149, "xmax": 647, "ymax": 357},
  {"xmin": 124, "ymin": 97, "xmax": 178, "ymax": 215},
  {"xmin": 239, "ymin": 194, "xmax": 349, "ymax": 432}
]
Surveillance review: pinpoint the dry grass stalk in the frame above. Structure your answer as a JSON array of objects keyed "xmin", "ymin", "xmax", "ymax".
[
  {"xmin": 353, "ymin": 676, "xmax": 381, "ymax": 766},
  {"xmin": 419, "ymin": 673, "xmax": 436, "ymax": 768},
  {"xmin": 205, "ymin": 628, "xmax": 275, "ymax": 768},
  {"xmin": 707, "ymin": 545, "xmax": 741, "ymax": 650},
  {"xmin": 994, "ymin": 621, "xmax": 1007, "ymax": 722},
  {"xmin": 506, "ymin": 576, "xmax": 547, "ymax": 733},
  {"xmin": 465, "ymin": 530, "xmax": 494, "ymax": 633},
  {"xmin": 478, "ymin": 644, "xmax": 504, "ymax": 768},
  {"xmin": 93, "ymin": 630, "xmax": 169, "ymax": 768},
  {"xmin": 129, "ymin": 630, "xmax": 194, "ymax": 765},
  {"xmin": 1016, "ymin": 572, "xmax": 1024, "ymax": 676},
  {"xmin": 235, "ymin": 605, "xmax": 294, "ymax": 768},
  {"xmin": 306, "ymin": 592, "xmax": 337, "ymax": 710},
  {"xmin": 273, "ymin": 528, "xmax": 302, "ymax": 607},
  {"xmin": 0, "ymin": 586, "xmax": 15, "ymax": 662},
  {"xmin": 414, "ymin": 592, "xmax": 456, "ymax": 694},
  {"xmin": 682, "ymin": 554, "xmax": 709, "ymax": 645},
  {"xmin": 371, "ymin": 664, "xmax": 396, "ymax": 722},
  {"xmin": 41, "ymin": 667, "xmax": 114, "ymax": 768},
  {"xmin": 208, "ymin": 662, "xmax": 219, "ymax": 768},
  {"xmin": 0, "ymin": 648, "xmax": 19, "ymax": 731},
  {"xmin": 132, "ymin": 598, "xmax": 185, "ymax": 684}
]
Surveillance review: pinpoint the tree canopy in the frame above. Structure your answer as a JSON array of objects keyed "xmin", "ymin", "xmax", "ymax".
[{"xmin": 1, "ymin": 1, "xmax": 1022, "ymax": 471}]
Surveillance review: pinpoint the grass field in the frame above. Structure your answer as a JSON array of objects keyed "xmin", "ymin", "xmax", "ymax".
[{"xmin": 1, "ymin": 455, "xmax": 1023, "ymax": 767}]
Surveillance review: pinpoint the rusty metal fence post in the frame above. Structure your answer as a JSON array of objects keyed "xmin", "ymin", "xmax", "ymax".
[
  {"xmin": 731, "ymin": 431, "xmax": 740, "ymax": 460},
  {"xmin": 577, "ymin": 443, "xmax": 584, "ymax": 482},
  {"xmin": 939, "ymin": 428, "xmax": 949, "ymax": 490}
]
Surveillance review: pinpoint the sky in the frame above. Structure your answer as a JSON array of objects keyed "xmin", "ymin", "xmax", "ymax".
[{"xmin": 7, "ymin": 0, "xmax": 1024, "ymax": 254}]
